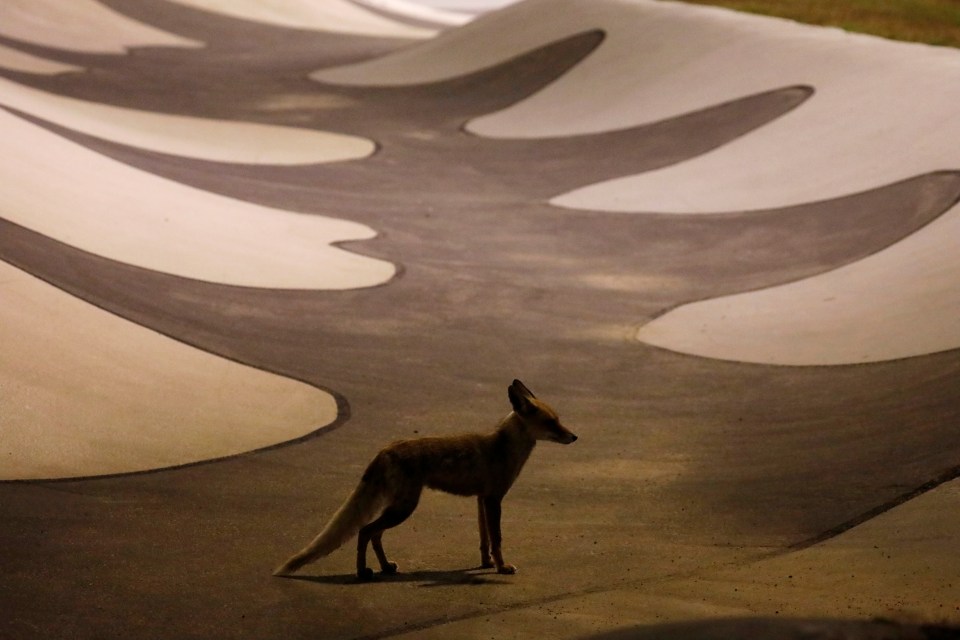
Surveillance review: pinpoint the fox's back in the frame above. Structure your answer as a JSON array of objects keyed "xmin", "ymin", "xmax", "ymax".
[
  {"xmin": 373, "ymin": 430, "xmax": 530, "ymax": 497},
  {"xmin": 386, "ymin": 434, "xmax": 493, "ymax": 496}
]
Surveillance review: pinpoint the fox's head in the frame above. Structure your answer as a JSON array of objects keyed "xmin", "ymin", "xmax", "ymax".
[{"xmin": 508, "ymin": 379, "xmax": 578, "ymax": 444}]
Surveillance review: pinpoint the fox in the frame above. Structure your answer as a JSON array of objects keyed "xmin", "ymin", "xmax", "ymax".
[{"xmin": 273, "ymin": 379, "xmax": 577, "ymax": 580}]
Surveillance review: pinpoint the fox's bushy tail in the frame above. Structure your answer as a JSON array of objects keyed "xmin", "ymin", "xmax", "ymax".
[{"xmin": 273, "ymin": 477, "xmax": 386, "ymax": 576}]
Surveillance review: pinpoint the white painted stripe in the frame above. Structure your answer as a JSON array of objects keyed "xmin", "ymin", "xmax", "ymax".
[
  {"xmin": 0, "ymin": 0, "xmax": 202, "ymax": 53},
  {"xmin": 0, "ymin": 77, "xmax": 375, "ymax": 165},
  {"xmin": 0, "ymin": 44, "xmax": 83, "ymax": 75},
  {"xmin": 351, "ymin": 0, "xmax": 472, "ymax": 27},
  {"xmin": 0, "ymin": 261, "xmax": 338, "ymax": 480},
  {"xmin": 637, "ymin": 201, "xmax": 960, "ymax": 365},
  {"xmin": 167, "ymin": 0, "xmax": 435, "ymax": 37},
  {"xmin": 1, "ymin": 108, "xmax": 395, "ymax": 290}
]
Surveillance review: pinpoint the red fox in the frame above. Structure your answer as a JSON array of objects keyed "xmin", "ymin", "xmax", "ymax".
[{"xmin": 274, "ymin": 380, "xmax": 577, "ymax": 580}]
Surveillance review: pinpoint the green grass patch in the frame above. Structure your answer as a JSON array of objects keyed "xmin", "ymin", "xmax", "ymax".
[{"xmin": 677, "ymin": 0, "xmax": 960, "ymax": 47}]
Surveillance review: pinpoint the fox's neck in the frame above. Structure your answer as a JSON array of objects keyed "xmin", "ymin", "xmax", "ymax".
[
  {"xmin": 497, "ymin": 412, "xmax": 535, "ymax": 440},
  {"xmin": 495, "ymin": 412, "xmax": 537, "ymax": 470}
]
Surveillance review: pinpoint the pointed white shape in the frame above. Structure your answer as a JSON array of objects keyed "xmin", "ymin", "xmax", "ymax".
[
  {"xmin": 314, "ymin": 0, "xmax": 745, "ymax": 95},
  {"xmin": 553, "ymin": 37, "xmax": 960, "ymax": 213},
  {"xmin": 638, "ymin": 202, "xmax": 960, "ymax": 365},
  {"xmin": 0, "ymin": 262, "xmax": 338, "ymax": 480},
  {"xmin": 0, "ymin": 77, "xmax": 375, "ymax": 165},
  {"xmin": 351, "ymin": 0, "xmax": 472, "ymax": 27},
  {"xmin": 0, "ymin": 44, "xmax": 83, "ymax": 75},
  {"xmin": 167, "ymin": 0, "xmax": 434, "ymax": 37},
  {"xmin": 411, "ymin": 0, "xmax": 517, "ymax": 12},
  {"xmin": 0, "ymin": 0, "xmax": 202, "ymax": 53},
  {"xmin": 2, "ymin": 108, "xmax": 394, "ymax": 289}
]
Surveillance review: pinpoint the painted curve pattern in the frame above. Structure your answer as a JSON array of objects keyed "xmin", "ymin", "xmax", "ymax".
[{"xmin": 1, "ymin": 0, "xmax": 959, "ymax": 636}]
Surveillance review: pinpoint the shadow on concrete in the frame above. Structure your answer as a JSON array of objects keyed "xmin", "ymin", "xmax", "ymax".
[{"xmin": 278, "ymin": 567, "xmax": 511, "ymax": 588}]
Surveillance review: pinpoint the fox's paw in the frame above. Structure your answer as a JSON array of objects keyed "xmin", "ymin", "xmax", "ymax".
[
  {"xmin": 496, "ymin": 564, "xmax": 517, "ymax": 575},
  {"xmin": 381, "ymin": 562, "xmax": 398, "ymax": 575},
  {"xmin": 357, "ymin": 567, "xmax": 375, "ymax": 582}
]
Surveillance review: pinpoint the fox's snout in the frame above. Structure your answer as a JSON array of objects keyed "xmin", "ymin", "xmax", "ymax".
[{"xmin": 509, "ymin": 380, "xmax": 578, "ymax": 445}]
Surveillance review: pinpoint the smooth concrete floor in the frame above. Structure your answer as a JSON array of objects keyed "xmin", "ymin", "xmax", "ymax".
[{"xmin": 1, "ymin": 1, "xmax": 959, "ymax": 638}]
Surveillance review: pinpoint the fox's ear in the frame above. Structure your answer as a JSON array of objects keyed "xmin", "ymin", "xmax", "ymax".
[
  {"xmin": 508, "ymin": 379, "xmax": 536, "ymax": 416},
  {"xmin": 511, "ymin": 379, "xmax": 535, "ymax": 399}
]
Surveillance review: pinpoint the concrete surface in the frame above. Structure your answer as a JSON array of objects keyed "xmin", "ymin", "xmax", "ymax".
[
  {"xmin": 351, "ymin": 0, "xmax": 473, "ymax": 28},
  {"xmin": 0, "ymin": 44, "xmax": 83, "ymax": 75},
  {"xmin": 0, "ymin": 0, "xmax": 202, "ymax": 53},
  {"xmin": 0, "ymin": 106, "xmax": 393, "ymax": 287},
  {"xmin": 317, "ymin": 0, "xmax": 960, "ymax": 366},
  {"xmin": 0, "ymin": 77, "xmax": 375, "ymax": 163},
  {"xmin": 166, "ymin": 0, "xmax": 436, "ymax": 37},
  {"xmin": 1, "ymin": 262, "xmax": 338, "ymax": 479},
  {"xmin": 0, "ymin": 0, "xmax": 958, "ymax": 638}
]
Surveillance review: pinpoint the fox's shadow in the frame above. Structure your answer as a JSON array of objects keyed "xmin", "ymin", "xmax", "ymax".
[{"xmin": 279, "ymin": 566, "xmax": 510, "ymax": 587}]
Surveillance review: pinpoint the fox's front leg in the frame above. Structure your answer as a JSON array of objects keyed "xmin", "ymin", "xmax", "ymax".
[
  {"xmin": 482, "ymin": 496, "xmax": 516, "ymax": 574},
  {"xmin": 477, "ymin": 497, "xmax": 493, "ymax": 568}
]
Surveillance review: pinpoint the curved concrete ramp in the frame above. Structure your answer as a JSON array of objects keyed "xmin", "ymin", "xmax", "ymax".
[
  {"xmin": 314, "ymin": 0, "xmax": 960, "ymax": 366},
  {"xmin": 0, "ymin": 77, "xmax": 374, "ymax": 165},
  {"xmin": 637, "ymin": 192, "xmax": 960, "ymax": 365},
  {"xmin": 348, "ymin": 0, "xmax": 473, "ymax": 29},
  {"xmin": 166, "ymin": 0, "xmax": 435, "ymax": 37},
  {"xmin": 0, "ymin": 107, "xmax": 393, "ymax": 289},
  {"xmin": 0, "ymin": 0, "xmax": 202, "ymax": 53},
  {"xmin": 0, "ymin": 44, "xmax": 82, "ymax": 75},
  {"xmin": 0, "ymin": 261, "xmax": 338, "ymax": 480}
]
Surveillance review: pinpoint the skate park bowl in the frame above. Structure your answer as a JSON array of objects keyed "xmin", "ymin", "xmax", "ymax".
[{"xmin": 1, "ymin": 0, "xmax": 958, "ymax": 638}]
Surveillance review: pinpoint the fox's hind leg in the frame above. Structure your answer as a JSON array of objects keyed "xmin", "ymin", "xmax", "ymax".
[
  {"xmin": 370, "ymin": 532, "xmax": 396, "ymax": 575},
  {"xmin": 356, "ymin": 491, "xmax": 420, "ymax": 580}
]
